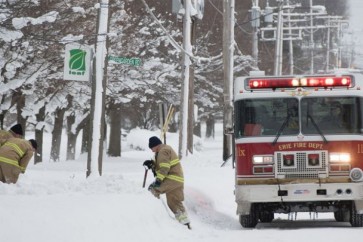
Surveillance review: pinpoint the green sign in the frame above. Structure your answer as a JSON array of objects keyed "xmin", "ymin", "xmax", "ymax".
[
  {"xmin": 108, "ymin": 55, "xmax": 141, "ymax": 66},
  {"xmin": 69, "ymin": 49, "xmax": 87, "ymax": 76}
]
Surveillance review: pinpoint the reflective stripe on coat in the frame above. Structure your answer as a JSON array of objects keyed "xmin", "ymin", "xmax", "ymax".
[
  {"xmin": 0, "ymin": 138, "xmax": 34, "ymax": 183},
  {"xmin": 154, "ymin": 144, "xmax": 184, "ymax": 193}
]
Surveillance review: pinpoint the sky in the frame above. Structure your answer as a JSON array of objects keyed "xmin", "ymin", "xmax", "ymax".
[{"xmin": 1, "ymin": 123, "xmax": 363, "ymax": 242}]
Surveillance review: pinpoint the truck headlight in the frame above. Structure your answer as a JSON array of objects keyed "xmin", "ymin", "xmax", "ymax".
[
  {"xmin": 329, "ymin": 153, "xmax": 351, "ymax": 163},
  {"xmin": 253, "ymin": 155, "xmax": 273, "ymax": 164}
]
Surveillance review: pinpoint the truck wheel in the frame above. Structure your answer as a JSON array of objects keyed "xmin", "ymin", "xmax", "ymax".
[
  {"xmin": 239, "ymin": 214, "xmax": 258, "ymax": 228},
  {"xmin": 350, "ymin": 201, "xmax": 363, "ymax": 227},
  {"xmin": 239, "ymin": 204, "xmax": 258, "ymax": 228}
]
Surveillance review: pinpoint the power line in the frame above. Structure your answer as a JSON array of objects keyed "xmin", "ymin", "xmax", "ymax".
[{"xmin": 235, "ymin": 6, "xmax": 324, "ymax": 27}]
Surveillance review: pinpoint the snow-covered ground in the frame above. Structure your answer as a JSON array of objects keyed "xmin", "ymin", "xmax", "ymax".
[{"xmin": 1, "ymin": 123, "xmax": 362, "ymax": 242}]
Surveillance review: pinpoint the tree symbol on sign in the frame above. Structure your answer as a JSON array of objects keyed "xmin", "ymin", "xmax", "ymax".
[{"xmin": 69, "ymin": 49, "xmax": 86, "ymax": 76}]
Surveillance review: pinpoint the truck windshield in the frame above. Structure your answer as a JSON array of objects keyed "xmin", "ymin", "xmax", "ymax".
[
  {"xmin": 234, "ymin": 97, "xmax": 363, "ymax": 138},
  {"xmin": 301, "ymin": 97, "xmax": 362, "ymax": 135},
  {"xmin": 235, "ymin": 98, "xmax": 299, "ymax": 138}
]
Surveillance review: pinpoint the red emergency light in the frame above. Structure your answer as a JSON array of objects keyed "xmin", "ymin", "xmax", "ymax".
[{"xmin": 248, "ymin": 76, "xmax": 352, "ymax": 89}]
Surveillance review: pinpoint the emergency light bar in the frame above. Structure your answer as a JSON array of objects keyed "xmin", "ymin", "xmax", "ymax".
[{"xmin": 248, "ymin": 76, "xmax": 352, "ymax": 89}]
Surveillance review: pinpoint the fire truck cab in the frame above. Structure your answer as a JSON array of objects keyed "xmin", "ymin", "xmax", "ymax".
[{"xmin": 234, "ymin": 70, "xmax": 363, "ymax": 228}]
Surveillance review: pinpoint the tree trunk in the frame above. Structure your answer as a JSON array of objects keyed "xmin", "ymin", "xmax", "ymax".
[
  {"xmin": 51, "ymin": 95, "xmax": 73, "ymax": 162},
  {"xmin": 0, "ymin": 111, "xmax": 6, "ymax": 130},
  {"xmin": 205, "ymin": 115, "xmax": 215, "ymax": 139},
  {"xmin": 16, "ymin": 93, "xmax": 27, "ymax": 135},
  {"xmin": 12, "ymin": 91, "xmax": 27, "ymax": 135},
  {"xmin": 34, "ymin": 105, "xmax": 46, "ymax": 164},
  {"xmin": 51, "ymin": 107, "xmax": 66, "ymax": 162},
  {"xmin": 194, "ymin": 121, "xmax": 201, "ymax": 137},
  {"xmin": 108, "ymin": 102, "xmax": 122, "ymax": 157},
  {"xmin": 81, "ymin": 121, "xmax": 89, "ymax": 154},
  {"xmin": 50, "ymin": 95, "xmax": 73, "ymax": 162},
  {"xmin": 0, "ymin": 95, "xmax": 8, "ymax": 129},
  {"xmin": 169, "ymin": 119, "xmax": 178, "ymax": 133},
  {"xmin": 66, "ymin": 113, "xmax": 89, "ymax": 160},
  {"xmin": 66, "ymin": 113, "xmax": 76, "ymax": 160}
]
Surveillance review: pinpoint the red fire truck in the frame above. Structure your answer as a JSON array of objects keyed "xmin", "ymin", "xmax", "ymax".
[{"xmin": 234, "ymin": 70, "xmax": 363, "ymax": 227}]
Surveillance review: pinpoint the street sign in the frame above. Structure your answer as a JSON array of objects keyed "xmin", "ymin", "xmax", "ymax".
[
  {"xmin": 108, "ymin": 55, "xmax": 141, "ymax": 66},
  {"xmin": 63, "ymin": 44, "xmax": 93, "ymax": 81}
]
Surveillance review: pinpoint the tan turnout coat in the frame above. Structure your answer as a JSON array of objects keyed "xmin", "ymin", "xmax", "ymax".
[
  {"xmin": 0, "ymin": 138, "xmax": 34, "ymax": 184},
  {"xmin": 153, "ymin": 144, "xmax": 186, "ymax": 214},
  {"xmin": 0, "ymin": 130, "xmax": 16, "ymax": 146}
]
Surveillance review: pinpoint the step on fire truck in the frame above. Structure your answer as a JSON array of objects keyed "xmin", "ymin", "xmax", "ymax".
[{"xmin": 234, "ymin": 70, "xmax": 363, "ymax": 228}]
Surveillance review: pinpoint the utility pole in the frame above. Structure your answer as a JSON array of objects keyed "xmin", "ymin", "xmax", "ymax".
[
  {"xmin": 349, "ymin": 31, "xmax": 354, "ymax": 68},
  {"xmin": 87, "ymin": 0, "xmax": 108, "ymax": 177},
  {"xmin": 178, "ymin": 0, "xmax": 192, "ymax": 159},
  {"xmin": 274, "ymin": 0, "xmax": 283, "ymax": 76},
  {"xmin": 309, "ymin": 0, "xmax": 314, "ymax": 74},
  {"xmin": 173, "ymin": 0, "xmax": 203, "ymax": 158},
  {"xmin": 187, "ymin": 18, "xmax": 197, "ymax": 154},
  {"xmin": 222, "ymin": 0, "xmax": 234, "ymax": 162},
  {"xmin": 251, "ymin": 0, "xmax": 260, "ymax": 67},
  {"xmin": 260, "ymin": 1, "xmax": 346, "ymax": 75},
  {"xmin": 326, "ymin": 17, "xmax": 331, "ymax": 72},
  {"xmin": 287, "ymin": 0, "xmax": 294, "ymax": 74},
  {"xmin": 337, "ymin": 21, "xmax": 342, "ymax": 68}
]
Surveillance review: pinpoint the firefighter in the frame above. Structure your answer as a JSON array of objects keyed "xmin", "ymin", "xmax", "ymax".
[
  {"xmin": 320, "ymin": 101, "xmax": 348, "ymax": 132},
  {"xmin": 0, "ymin": 138, "xmax": 37, "ymax": 184},
  {"xmin": 143, "ymin": 136, "xmax": 190, "ymax": 227},
  {"xmin": 0, "ymin": 124, "xmax": 24, "ymax": 146}
]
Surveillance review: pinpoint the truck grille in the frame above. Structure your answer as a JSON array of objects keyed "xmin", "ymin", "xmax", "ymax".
[{"xmin": 275, "ymin": 151, "xmax": 328, "ymax": 179}]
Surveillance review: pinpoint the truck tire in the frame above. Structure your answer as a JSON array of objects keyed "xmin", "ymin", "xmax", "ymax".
[
  {"xmin": 239, "ymin": 204, "xmax": 258, "ymax": 228},
  {"xmin": 239, "ymin": 214, "xmax": 258, "ymax": 228},
  {"xmin": 350, "ymin": 201, "xmax": 363, "ymax": 227}
]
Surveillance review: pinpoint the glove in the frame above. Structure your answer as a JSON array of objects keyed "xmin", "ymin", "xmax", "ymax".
[
  {"xmin": 143, "ymin": 160, "xmax": 154, "ymax": 169},
  {"xmin": 148, "ymin": 179, "xmax": 161, "ymax": 190},
  {"xmin": 148, "ymin": 180, "xmax": 161, "ymax": 199}
]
